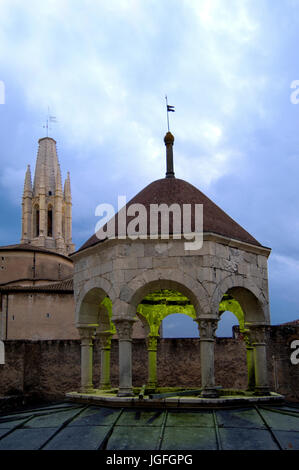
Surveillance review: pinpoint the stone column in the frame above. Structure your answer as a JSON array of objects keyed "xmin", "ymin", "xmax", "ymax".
[
  {"xmin": 98, "ymin": 331, "xmax": 113, "ymax": 390},
  {"xmin": 243, "ymin": 329, "xmax": 255, "ymax": 391},
  {"xmin": 197, "ymin": 318, "xmax": 219, "ymax": 398},
  {"xmin": 146, "ymin": 335, "xmax": 159, "ymax": 391},
  {"xmin": 114, "ymin": 319, "xmax": 135, "ymax": 397},
  {"xmin": 248, "ymin": 324, "xmax": 270, "ymax": 395},
  {"xmin": 78, "ymin": 327, "xmax": 95, "ymax": 393}
]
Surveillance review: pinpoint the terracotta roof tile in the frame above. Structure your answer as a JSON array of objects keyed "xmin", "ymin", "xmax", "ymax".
[
  {"xmin": 78, "ymin": 178, "xmax": 263, "ymax": 253},
  {"xmin": 0, "ymin": 278, "xmax": 73, "ymax": 293}
]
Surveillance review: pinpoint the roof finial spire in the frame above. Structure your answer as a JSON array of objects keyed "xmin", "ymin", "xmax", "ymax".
[
  {"xmin": 164, "ymin": 96, "xmax": 175, "ymax": 178},
  {"xmin": 165, "ymin": 95, "xmax": 175, "ymax": 132},
  {"xmin": 164, "ymin": 131, "xmax": 175, "ymax": 178},
  {"xmin": 43, "ymin": 106, "xmax": 57, "ymax": 137}
]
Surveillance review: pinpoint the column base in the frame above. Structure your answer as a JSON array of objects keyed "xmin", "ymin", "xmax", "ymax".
[
  {"xmin": 147, "ymin": 382, "xmax": 157, "ymax": 392},
  {"xmin": 80, "ymin": 387, "xmax": 96, "ymax": 394},
  {"xmin": 99, "ymin": 383, "xmax": 111, "ymax": 391},
  {"xmin": 201, "ymin": 388, "xmax": 220, "ymax": 398},
  {"xmin": 117, "ymin": 388, "xmax": 134, "ymax": 397},
  {"xmin": 254, "ymin": 387, "xmax": 271, "ymax": 396}
]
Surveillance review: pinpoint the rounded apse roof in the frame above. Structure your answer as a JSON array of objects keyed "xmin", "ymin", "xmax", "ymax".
[{"xmin": 78, "ymin": 177, "xmax": 262, "ymax": 253}]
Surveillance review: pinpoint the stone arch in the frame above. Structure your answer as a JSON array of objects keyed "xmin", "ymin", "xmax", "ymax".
[
  {"xmin": 75, "ymin": 277, "xmax": 116, "ymax": 326},
  {"xmin": 121, "ymin": 268, "xmax": 209, "ymax": 320},
  {"xmin": 136, "ymin": 312, "xmax": 151, "ymax": 337},
  {"xmin": 211, "ymin": 274, "xmax": 269, "ymax": 323}
]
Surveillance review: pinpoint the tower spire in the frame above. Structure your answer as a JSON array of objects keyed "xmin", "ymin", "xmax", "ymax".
[
  {"xmin": 55, "ymin": 163, "xmax": 63, "ymax": 195},
  {"xmin": 64, "ymin": 171, "xmax": 71, "ymax": 202},
  {"xmin": 20, "ymin": 137, "xmax": 75, "ymax": 255},
  {"xmin": 23, "ymin": 165, "xmax": 32, "ymax": 194}
]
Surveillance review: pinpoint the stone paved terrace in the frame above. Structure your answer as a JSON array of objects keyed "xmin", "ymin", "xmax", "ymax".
[{"xmin": 0, "ymin": 401, "xmax": 298, "ymax": 450}]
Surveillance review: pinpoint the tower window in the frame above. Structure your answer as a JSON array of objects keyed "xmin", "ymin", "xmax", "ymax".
[
  {"xmin": 35, "ymin": 207, "xmax": 40, "ymax": 237},
  {"xmin": 48, "ymin": 191, "xmax": 52, "ymax": 196},
  {"xmin": 47, "ymin": 208, "xmax": 53, "ymax": 237}
]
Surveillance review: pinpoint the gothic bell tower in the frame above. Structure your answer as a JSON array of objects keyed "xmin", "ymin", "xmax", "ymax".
[{"xmin": 21, "ymin": 137, "xmax": 75, "ymax": 256}]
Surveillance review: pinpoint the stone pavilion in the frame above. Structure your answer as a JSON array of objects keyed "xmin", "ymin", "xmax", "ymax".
[{"xmin": 71, "ymin": 132, "xmax": 272, "ymax": 400}]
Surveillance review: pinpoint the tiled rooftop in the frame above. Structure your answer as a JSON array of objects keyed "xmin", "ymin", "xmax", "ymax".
[{"xmin": 0, "ymin": 401, "xmax": 298, "ymax": 450}]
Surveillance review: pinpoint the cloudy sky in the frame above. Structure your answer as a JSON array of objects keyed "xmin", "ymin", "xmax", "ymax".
[{"xmin": 1, "ymin": 0, "xmax": 299, "ymax": 335}]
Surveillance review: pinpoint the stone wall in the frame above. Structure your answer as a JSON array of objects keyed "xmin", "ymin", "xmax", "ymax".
[
  {"xmin": 0, "ymin": 249, "xmax": 73, "ymax": 286},
  {"xmin": 0, "ymin": 325, "xmax": 298, "ymax": 402},
  {"xmin": 1, "ymin": 292, "xmax": 78, "ymax": 340}
]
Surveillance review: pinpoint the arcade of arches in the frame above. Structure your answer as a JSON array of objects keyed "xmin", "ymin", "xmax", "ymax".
[{"xmin": 73, "ymin": 236, "xmax": 272, "ymax": 399}]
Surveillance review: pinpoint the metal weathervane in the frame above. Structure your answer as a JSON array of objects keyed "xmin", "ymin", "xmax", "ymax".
[
  {"xmin": 165, "ymin": 95, "xmax": 175, "ymax": 132},
  {"xmin": 43, "ymin": 107, "xmax": 58, "ymax": 137}
]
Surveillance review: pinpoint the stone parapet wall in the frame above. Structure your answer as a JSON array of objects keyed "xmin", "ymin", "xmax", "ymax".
[{"xmin": 0, "ymin": 325, "xmax": 298, "ymax": 402}]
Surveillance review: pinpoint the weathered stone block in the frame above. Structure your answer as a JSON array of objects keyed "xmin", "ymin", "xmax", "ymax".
[
  {"xmin": 137, "ymin": 256, "xmax": 153, "ymax": 269},
  {"xmin": 100, "ymin": 261, "xmax": 113, "ymax": 274},
  {"xmin": 215, "ymin": 243, "xmax": 229, "ymax": 259},
  {"xmin": 221, "ymin": 258, "xmax": 238, "ymax": 273},
  {"xmin": 244, "ymin": 251, "xmax": 257, "ymax": 265},
  {"xmin": 124, "ymin": 269, "xmax": 140, "ymax": 282},
  {"xmin": 154, "ymin": 243, "xmax": 169, "ymax": 256},
  {"xmin": 113, "ymin": 258, "xmax": 138, "ymax": 270},
  {"xmin": 153, "ymin": 257, "xmax": 179, "ymax": 269},
  {"xmin": 202, "ymin": 255, "xmax": 220, "ymax": 268},
  {"xmin": 237, "ymin": 262, "xmax": 250, "ymax": 276},
  {"xmin": 257, "ymin": 255, "xmax": 268, "ymax": 269},
  {"xmin": 119, "ymin": 285, "xmax": 134, "ymax": 302},
  {"xmin": 229, "ymin": 246, "xmax": 242, "ymax": 260},
  {"xmin": 127, "ymin": 243, "xmax": 145, "ymax": 258},
  {"xmin": 168, "ymin": 241, "xmax": 186, "ymax": 257},
  {"xmin": 197, "ymin": 267, "xmax": 216, "ymax": 283},
  {"xmin": 144, "ymin": 243, "xmax": 155, "ymax": 257}
]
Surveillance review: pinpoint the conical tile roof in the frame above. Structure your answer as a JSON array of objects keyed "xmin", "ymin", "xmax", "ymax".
[{"xmin": 78, "ymin": 177, "xmax": 261, "ymax": 252}]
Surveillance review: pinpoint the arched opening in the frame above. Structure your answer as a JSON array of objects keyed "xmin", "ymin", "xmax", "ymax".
[
  {"xmin": 225, "ymin": 286, "xmax": 267, "ymax": 324},
  {"xmin": 34, "ymin": 204, "xmax": 39, "ymax": 237},
  {"xmin": 215, "ymin": 294, "xmax": 247, "ymax": 390},
  {"xmin": 162, "ymin": 313, "xmax": 198, "ymax": 338},
  {"xmin": 216, "ymin": 288, "xmax": 269, "ymax": 393},
  {"xmin": 47, "ymin": 205, "xmax": 53, "ymax": 237},
  {"xmin": 62, "ymin": 207, "xmax": 65, "ymax": 240},
  {"xmin": 216, "ymin": 311, "xmax": 238, "ymax": 338},
  {"xmin": 77, "ymin": 288, "xmax": 115, "ymax": 393},
  {"xmin": 217, "ymin": 293, "xmax": 245, "ymax": 337},
  {"xmin": 136, "ymin": 288, "xmax": 199, "ymax": 391}
]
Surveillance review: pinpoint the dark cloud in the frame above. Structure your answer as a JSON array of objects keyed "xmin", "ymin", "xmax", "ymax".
[{"xmin": 1, "ymin": 1, "xmax": 299, "ymax": 332}]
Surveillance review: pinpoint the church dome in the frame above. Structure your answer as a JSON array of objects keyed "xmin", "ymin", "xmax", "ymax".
[{"xmin": 78, "ymin": 176, "xmax": 261, "ymax": 252}]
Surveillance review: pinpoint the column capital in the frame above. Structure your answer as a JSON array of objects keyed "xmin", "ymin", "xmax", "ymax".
[
  {"xmin": 78, "ymin": 326, "xmax": 95, "ymax": 342},
  {"xmin": 114, "ymin": 318, "xmax": 135, "ymax": 341},
  {"xmin": 97, "ymin": 331, "xmax": 113, "ymax": 350},
  {"xmin": 195, "ymin": 317, "xmax": 218, "ymax": 340},
  {"xmin": 246, "ymin": 324, "xmax": 267, "ymax": 345},
  {"xmin": 146, "ymin": 335, "xmax": 159, "ymax": 351},
  {"xmin": 241, "ymin": 329, "xmax": 254, "ymax": 348}
]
